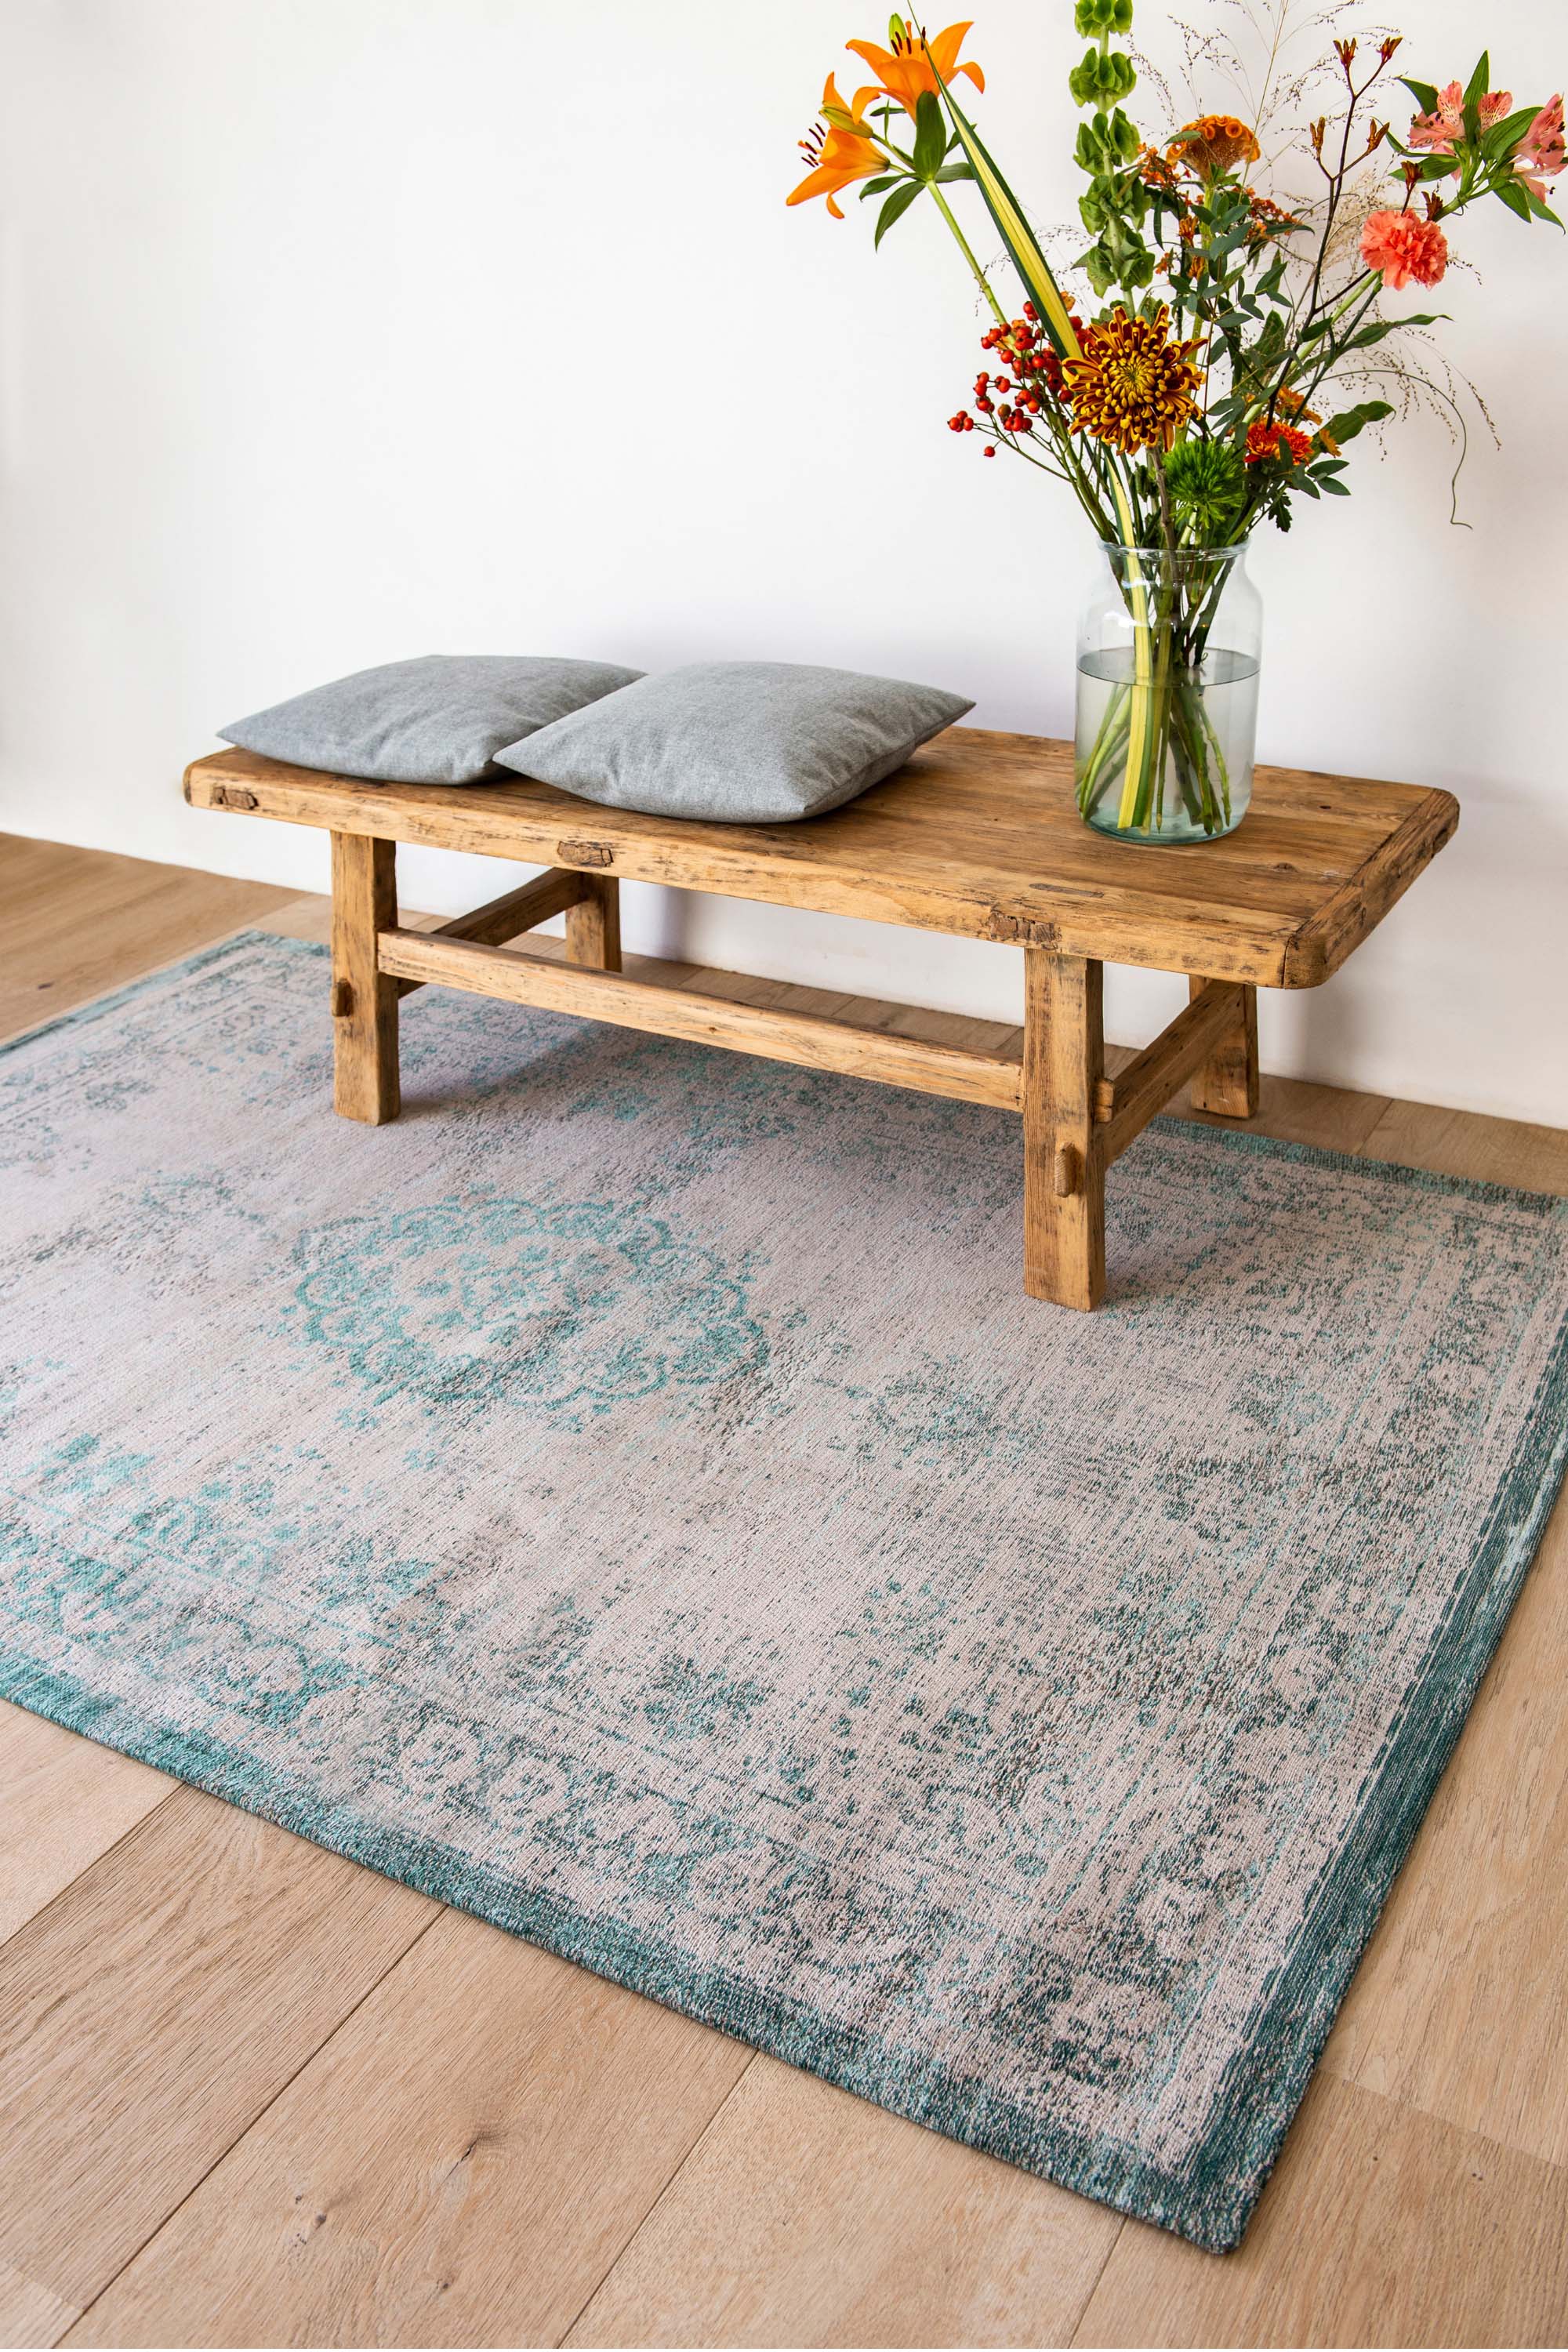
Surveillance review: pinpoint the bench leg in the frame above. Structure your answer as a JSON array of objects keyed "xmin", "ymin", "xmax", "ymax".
[
  {"xmin": 330, "ymin": 831, "xmax": 400, "ymax": 1123},
  {"xmin": 1188, "ymin": 976, "xmax": 1259, "ymax": 1118},
  {"xmin": 565, "ymin": 875, "xmax": 622, "ymax": 972},
  {"xmin": 1022, "ymin": 949, "xmax": 1105, "ymax": 1310}
]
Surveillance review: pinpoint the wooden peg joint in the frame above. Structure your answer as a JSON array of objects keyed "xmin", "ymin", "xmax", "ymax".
[
  {"xmin": 1054, "ymin": 1143, "xmax": 1080, "ymax": 1197},
  {"xmin": 330, "ymin": 977, "xmax": 354, "ymax": 1019}
]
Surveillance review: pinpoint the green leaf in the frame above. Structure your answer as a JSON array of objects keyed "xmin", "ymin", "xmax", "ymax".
[
  {"xmin": 1317, "ymin": 474, "xmax": 1350, "ymax": 494},
  {"xmin": 1341, "ymin": 313, "xmax": 1443, "ymax": 352},
  {"xmin": 912, "ymin": 89, "xmax": 946, "ymax": 180},
  {"xmin": 1494, "ymin": 176, "xmax": 1534, "ymax": 220},
  {"xmin": 1482, "ymin": 106, "xmax": 1538, "ymax": 157},
  {"xmin": 858, "ymin": 174, "xmax": 901, "ymax": 198},
  {"xmin": 1464, "ymin": 52, "xmax": 1491, "ymax": 107},
  {"xmin": 874, "ymin": 180, "xmax": 925, "ymax": 247},
  {"xmin": 1401, "ymin": 78, "xmax": 1439, "ymax": 115},
  {"xmin": 1321, "ymin": 398, "xmax": 1393, "ymax": 446},
  {"xmin": 934, "ymin": 162, "xmax": 975, "ymax": 182}
]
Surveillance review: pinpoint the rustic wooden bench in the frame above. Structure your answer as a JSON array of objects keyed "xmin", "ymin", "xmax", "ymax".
[{"xmin": 185, "ymin": 730, "xmax": 1457, "ymax": 1309}]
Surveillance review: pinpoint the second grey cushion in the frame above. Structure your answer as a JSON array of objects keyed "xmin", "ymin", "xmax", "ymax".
[
  {"xmin": 219, "ymin": 654, "xmax": 644, "ymax": 785},
  {"xmin": 495, "ymin": 660, "xmax": 974, "ymax": 822}
]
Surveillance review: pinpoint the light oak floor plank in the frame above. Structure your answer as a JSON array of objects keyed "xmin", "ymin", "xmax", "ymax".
[
  {"xmin": 0, "ymin": 1701, "xmax": 173, "ymax": 1947},
  {"xmin": 0, "ymin": 1788, "xmax": 437, "ymax": 2312},
  {"xmin": 1176, "ymin": 1069, "xmax": 1392, "ymax": 1153},
  {"xmin": 565, "ymin": 2056, "xmax": 1122, "ymax": 2350},
  {"xmin": 1322, "ymin": 1492, "xmax": 1568, "ymax": 2167},
  {"xmin": 248, "ymin": 889, "xmax": 336, "ymax": 945},
  {"xmin": 0, "ymin": 2256, "xmax": 78, "ymax": 2352},
  {"xmin": 1361, "ymin": 1098, "xmax": 1568, "ymax": 1194},
  {"xmin": 0, "ymin": 836, "xmax": 295, "ymax": 1043},
  {"xmin": 67, "ymin": 1907, "xmax": 754, "ymax": 2351},
  {"xmin": 1072, "ymin": 2074, "xmax": 1568, "ymax": 2350}
]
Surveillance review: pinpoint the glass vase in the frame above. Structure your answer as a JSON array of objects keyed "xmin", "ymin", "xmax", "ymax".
[{"xmin": 1075, "ymin": 541, "xmax": 1262, "ymax": 844}]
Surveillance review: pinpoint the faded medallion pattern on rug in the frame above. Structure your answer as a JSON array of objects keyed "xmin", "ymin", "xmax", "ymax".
[{"xmin": 2, "ymin": 934, "xmax": 1565, "ymax": 2250}]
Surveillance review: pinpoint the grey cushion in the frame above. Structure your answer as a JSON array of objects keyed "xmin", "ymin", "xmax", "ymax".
[
  {"xmin": 495, "ymin": 659, "xmax": 974, "ymax": 822},
  {"xmin": 218, "ymin": 654, "xmax": 644, "ymax": 785}
]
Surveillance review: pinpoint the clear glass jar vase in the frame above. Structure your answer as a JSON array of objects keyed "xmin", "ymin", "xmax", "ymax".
[{"xmin": 1075, "ymin": 541, "xmax": 1262, "ymax": 844}]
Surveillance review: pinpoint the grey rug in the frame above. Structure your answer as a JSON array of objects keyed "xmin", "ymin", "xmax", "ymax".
[{"xmin": 2, "ymin": 933, "xmax": 1564, "ymax": 2251}]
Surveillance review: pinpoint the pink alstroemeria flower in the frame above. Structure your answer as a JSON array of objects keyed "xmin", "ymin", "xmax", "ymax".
[
  {"xmin": 1407, "ymin": 80, "xmax": 1465, "ymax": 152},
  {"xmin": 1517, "ymin": 93, "xmax": 1565, "ymax": 199},
  {"xmin": 1408, "ymin": 80, "xmax": 1512, "ymax": 163}
]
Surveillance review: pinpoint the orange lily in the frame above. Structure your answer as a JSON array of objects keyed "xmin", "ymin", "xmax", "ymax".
[
  {"xmin": 787, "ymin": 74, "xmax": 887, "ymax": 217},
  {"xmin": 846, "ymin": 20, "xmax": 985, "ymax": 119}
]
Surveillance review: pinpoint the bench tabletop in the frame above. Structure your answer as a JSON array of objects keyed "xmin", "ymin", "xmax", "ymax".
[{"xmin": 185, "ymin": 726, "xmax": 1457, "ymax": 989}]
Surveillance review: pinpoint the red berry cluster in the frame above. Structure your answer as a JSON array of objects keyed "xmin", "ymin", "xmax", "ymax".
[{"xmin": 946, "ymin": 300, "xmax": 1082, "ymax": 457}]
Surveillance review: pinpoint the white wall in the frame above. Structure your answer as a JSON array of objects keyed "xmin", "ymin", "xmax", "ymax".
[{"xmin": 1, "ymin": 0, "xmax": 1563, "ymax": 1122}]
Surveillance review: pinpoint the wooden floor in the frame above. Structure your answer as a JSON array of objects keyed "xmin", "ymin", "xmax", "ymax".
[{"xmin": 2, "ymin": 832, "xmax": 1566, "ymax": 2350}]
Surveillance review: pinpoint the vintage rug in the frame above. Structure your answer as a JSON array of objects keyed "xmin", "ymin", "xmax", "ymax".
[{"xmin": 2, "ymin": 933, "xmax": 1565, "ymax": 2252}]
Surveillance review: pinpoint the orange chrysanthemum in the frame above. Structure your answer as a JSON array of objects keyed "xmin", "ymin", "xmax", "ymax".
[
  {"xmin": 1061, "ymin": 307, "xmax": 1205, "ymax": 456},
  {"xmin": 1277, "ymin": 387, "xmax": 1338, "ymax": 454},
  {"xmin": 1245, "ymin": 418, "xmax": 1313, "ymax": 466},
  {"xmin": 1359, "ymin": 209, "xmax": 1449, "ymax": 289},
  {"xmin": 1167, "ymin": 114, "xmax": 1261, "ymax": 180}
]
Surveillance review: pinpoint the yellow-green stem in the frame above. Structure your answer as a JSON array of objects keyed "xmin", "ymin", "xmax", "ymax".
[
  {"xmin": 1112, "ymin": 479, "xmax": 1154, "ymax": 829},
  {"xmin": 927, "ymin": 183, "xmax": 1008, "ymax": 325}
]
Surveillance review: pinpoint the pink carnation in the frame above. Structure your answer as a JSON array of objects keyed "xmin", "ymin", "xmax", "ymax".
[
  {"xmin": 1517, "ymin": 94, "xmax": 1565, "ymax": 199},
  {"xmin": 1360, "ymin": 209, "xmax": 1449, "ymax": 290}
]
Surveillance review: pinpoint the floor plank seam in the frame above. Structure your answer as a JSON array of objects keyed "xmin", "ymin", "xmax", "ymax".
[
  {"xmin": 1311, "ymin": 2057, "xmax": 1568, "ymax": 2183},
  {"xmin": 553, "ymin": 2050, "xmax": 763, "ymax": 2347},
  {"xmin": 0, "ymin": 1781, "xmax": 185, "ymax": 1962},
  {"xmin": 1066, "ymin": 2216, "xmax": 1127, "ymax": 2347},
  {"xmin": 56, "ymin": 1904, "xmax": 448, "ymax": 2344}
]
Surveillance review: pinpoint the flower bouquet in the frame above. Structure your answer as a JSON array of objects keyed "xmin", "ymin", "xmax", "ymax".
[{"xmin": 788, "ymin": 9, "xmax": 1562, "ymax": 842}]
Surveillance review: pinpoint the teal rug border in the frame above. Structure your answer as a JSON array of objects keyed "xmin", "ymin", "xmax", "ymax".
[{"xmin": 4, "ymin": 928, "xmax": 1566, "ymax": 2251}]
